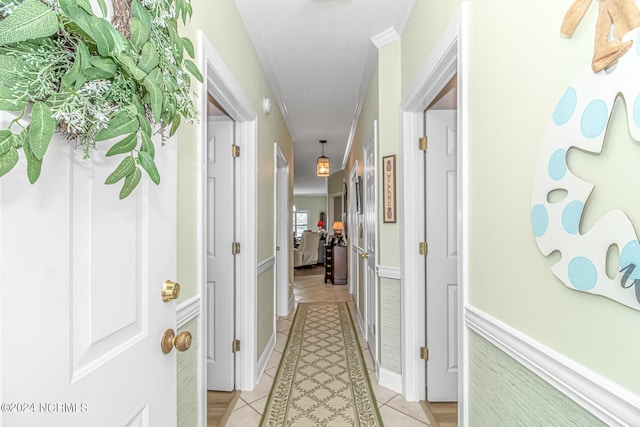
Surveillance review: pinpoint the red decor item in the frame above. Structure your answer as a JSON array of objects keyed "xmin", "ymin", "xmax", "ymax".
[{"xmin": 317, "ymin": 220, "xmax": 324, "ymax": 228}]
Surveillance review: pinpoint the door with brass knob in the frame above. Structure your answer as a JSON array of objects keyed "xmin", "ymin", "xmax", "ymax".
[
  {"xmin": 361, "ymin": 252, "xmax": 369, "ymax": 259},
  {"xmin": 161, "ymin": 329, "xmax": 192, "ymax": 354}
]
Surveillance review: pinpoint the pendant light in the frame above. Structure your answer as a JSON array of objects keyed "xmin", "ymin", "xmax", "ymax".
[{"xmin": 316, "ymin": 140, "xmax": 330, "ymax": 177}]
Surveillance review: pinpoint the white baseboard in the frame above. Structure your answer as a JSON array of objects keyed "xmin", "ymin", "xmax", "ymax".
[
  {"xmin": 465, "ymin": 305, "xmax": 640, "ymax": 426},
  {"xmin": 378, "ymin": 366, "xmax": 402, "ymax": 394},
  {"xmin": 257, "ymin": 333, "xmax": 276, "ymax": 383},
  {"xmin": 177, "ymin": 295, "xmax": 200, "ymax": 329}
]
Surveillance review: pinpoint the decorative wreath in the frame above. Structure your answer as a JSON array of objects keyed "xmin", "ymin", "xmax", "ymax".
[{"xmin": 0, "ymin": 0, "xmax": 201, "ymax": 198}]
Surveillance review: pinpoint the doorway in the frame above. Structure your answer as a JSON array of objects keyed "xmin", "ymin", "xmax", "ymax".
[
  {"xmin": 199, "ymin": 31, "xmax": 259, "ymax": 425},
  {"xmin": 424, "ymin": 76, "xmax": 458, "ymax": 404},
  {"xmin": 399, "ymin": 9, "xmax": 464, "ymax": 424},
  {"xmin": 205, "ymin": 94, "xmax": 236, "ymax": 392},
  {"xmin": 275, "ymin": 144, "xmax": 290, "ymax": 317}
]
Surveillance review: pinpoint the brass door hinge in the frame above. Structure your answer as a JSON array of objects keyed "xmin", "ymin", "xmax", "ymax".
[
  {"xmin": 232, "ymin": 242, "xmax": 241, "ymax": 255},
  {"xmin": 419, "ymin": 242, "xmax": 428, "ymax": 256},
  {"xmin": 232, "ymin": 339, "xmax": 241, "ymax": 353},
  {"xmin": 232, "ymin": 145, "xmax": 240, "ymax": 158},
  {"xmin": 420, "ymin": 346, "xmax": 429, "ymax": 361},
  {"xmin": 419, "ymin": 137, "xmax": 428, "ymax": 151}
]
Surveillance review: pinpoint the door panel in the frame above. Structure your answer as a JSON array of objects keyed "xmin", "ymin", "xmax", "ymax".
[
  {"xmin": 1, "ymin": 113, "xmax": 177, "ymax": 426},
  {"xmin": 426, "ymin": 109, "xmax": 458, "ymax": 402},
  {"xmin": 206, "ymin": 117, "xmax": 235, "ymax": 391}
]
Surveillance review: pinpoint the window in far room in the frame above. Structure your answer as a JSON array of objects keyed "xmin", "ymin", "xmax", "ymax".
[{"xmin": 293, "ymin": 207, "xmax": 309, "ymax": 238}]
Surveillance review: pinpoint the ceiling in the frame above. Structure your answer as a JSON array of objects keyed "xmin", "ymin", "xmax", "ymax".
[{"xmin": 234, "ymin": 0, "xmax": 415, "ymax": 195}]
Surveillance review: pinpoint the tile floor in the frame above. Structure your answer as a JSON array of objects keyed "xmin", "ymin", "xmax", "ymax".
[{"xmin": 223, "ymin": 272, "xmax": 432, "ymax": 426}]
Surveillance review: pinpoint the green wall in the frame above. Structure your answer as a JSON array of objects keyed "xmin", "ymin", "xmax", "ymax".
[
  {"xmin": 293, "ymin": 195, "xmax": 327, "ymax": 231},
  {"xmin": 401, "ymin": 0, "xmax": 462, "ymax": 96},
  {"xmin": 173, "ymin": 1, "xmax": 294, "ymax": 424},
  {"xmin": 177, "ymin": 0, "xmax": 294, "ymax": 300},
  {"xmin": 377, "ymin": 39, "xmax": 401, "ymax": 268}
]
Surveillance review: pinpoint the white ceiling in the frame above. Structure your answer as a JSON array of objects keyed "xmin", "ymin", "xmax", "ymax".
[{"xmin": 234, "ymin": 0, "xmax": 415, "ymax": 195}]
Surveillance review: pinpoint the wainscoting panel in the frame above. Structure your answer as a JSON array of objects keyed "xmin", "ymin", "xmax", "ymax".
[
  {"xmin": 177, "ymin": 317, "xmax": 199, "ymax": 427},
  {"xmin": 379, "ymin": 277, "xmax": 402, "ymax": 374},
  {"xmin": 257, "ymin": 260, "xmax": 275, "ymax": 360},
  {"xmin": 468, "ymin": 330, "xmax": 605, "ymax": 426}
]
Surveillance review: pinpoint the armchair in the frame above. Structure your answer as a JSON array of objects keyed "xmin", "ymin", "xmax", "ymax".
[{"xmin": 294, "ymin": 231, "xmax": 321, "ymax": 267}]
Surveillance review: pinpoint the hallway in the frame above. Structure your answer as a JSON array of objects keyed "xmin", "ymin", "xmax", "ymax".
[{"xmin": 210, "ymin": 267, "xmax": 434, "ymax": 426}]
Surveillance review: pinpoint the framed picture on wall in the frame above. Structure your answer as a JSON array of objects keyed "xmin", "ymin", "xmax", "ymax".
[
  {"xmin": 355, "ymin": 176, "xmax": 363, "ymax": 214},
  {"xmin": 382, "ymin": 155, "xmax": 396, "ymax": 223}
]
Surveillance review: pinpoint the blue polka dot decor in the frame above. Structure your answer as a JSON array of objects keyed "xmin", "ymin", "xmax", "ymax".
[{"xmin": 531, "ymin": 29, "xmax": 640, "ymax": 311}]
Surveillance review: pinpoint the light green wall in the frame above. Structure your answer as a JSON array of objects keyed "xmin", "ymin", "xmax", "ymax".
[
  {"xmin": 465, "ymin": 0, "xmax": 640, "ymax": 394},
  {"xmin": 347, "ymin": 62, "xmax": 379, "ymax": 249},
  {"xmin": 173, "ymin": 2, "xmax": 293, "ymax": 424},
  {"xmin": 176, "ymin": 0, "xmax": 294, "ymax": 300},
  {"xmin": 377, "ymin": 40, "xmax": 401, "ymax": 268},
  {"xmin": 469, "ymin": 331, "xmax": 605, "ymax": 426},
  {"xmin": 293, "ymin": 196, "xmax": 327, "ymax": 230},
  {"xmin": 257, "ymin": 266, "xmax": 275, "ymax": 359},
  {"xmin": 401, "ymin": 0, "xmax": 461, "ymax": 96},
  {"xmin": 177, "ymin": 318, "xmax": 198, "ymax": 427}
]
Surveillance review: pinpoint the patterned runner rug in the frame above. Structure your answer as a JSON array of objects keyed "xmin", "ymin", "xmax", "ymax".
[{"xmin": 260, "ymin": 302, "xmax": 382, "ymax": 426}]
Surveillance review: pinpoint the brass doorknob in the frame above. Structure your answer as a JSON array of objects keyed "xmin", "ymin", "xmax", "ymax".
[
  {"xmin": 361, "ymin": 253, "xmax": 369, "ymax": 259},
  {"xmin": 161, "ymin": 280, "xmax": 181, "ymax": 302},
  {"xmin": 161, "ymin": 329, "xmax": 192, "ymax": 354}
]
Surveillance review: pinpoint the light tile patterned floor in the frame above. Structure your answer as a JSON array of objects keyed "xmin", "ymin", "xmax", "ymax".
[{"xmin": 224, "ymin": 273, "xmax": 431, "ymax": 426}]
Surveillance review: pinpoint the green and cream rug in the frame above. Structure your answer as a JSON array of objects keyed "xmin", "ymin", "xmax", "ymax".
[{"xmin": 260, "ymin": 302, "xmax": 383, "ymax": 426}]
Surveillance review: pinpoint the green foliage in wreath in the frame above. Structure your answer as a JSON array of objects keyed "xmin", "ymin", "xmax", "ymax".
[{"xmin": 0, "ymin": 0, "xmax": 201, "ymax": 198}]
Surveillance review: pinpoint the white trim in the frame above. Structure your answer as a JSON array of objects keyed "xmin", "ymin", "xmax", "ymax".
[
  {"xmin": 256, "ymin": 333, "xmax": 276, "ymax": 383},
  {"xmin": 459, "ymin": 5, "xmax": 470, "ymax": 425},
  {"xmin": 376, "ymin": 265, "xmax": 401, "ymax": 280},
  {"xmin": 235, "ymin": 118, "xmax": 258, "ymax": 392},
  {"xmin": 378, "ymin": 366, "xmax": 403, "ymax": 394},
  {"xmin": 399, "ymin": 7, "xmax": 463, "ymax": 410},
  {"xmin": 465, "ymin": 306, "xmax": 640, "ymax": 426},
  {"xmin": 257, "ymin": 256, "xmax": 276, "ymax": 276},
  {"xmin": 197, "ymin": 30, "xmax": 258, "ymax": 427},
  {"xmin": 177, "ymin": 296, "xmax": 200, "ymax": 329},
  {"xmin": 371, "ymin": 27, "xmax": 400, "ymax": 49},
  {"xmin": 274, "ymin": 144, "xmax": 290, "ymax": 317}
]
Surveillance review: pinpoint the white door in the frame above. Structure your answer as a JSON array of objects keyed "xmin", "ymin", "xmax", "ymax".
[
  {"xmin": 206, "ymin": 117, "xmax": 236, "ymax": 391},
  {"xmin": 425, "ymin": 109, "xmax": 458, "ymax": 402},
  {"xmin": 363, "ymin": 129, "xmax": 377, "ymax": 356},
  {"xmin": 275, "ymin": 146, "xmax": 290, "ymax": 317},
  {"xmin": 0, "ymin": 114, "xmax": 178, "ymax": 426}
]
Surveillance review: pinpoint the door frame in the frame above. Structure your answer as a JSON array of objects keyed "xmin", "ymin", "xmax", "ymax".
[
  {"xmin": 197, "ymin": 31, "xmax": 258, "ymax": 426},
  {"xmin": 274, "ymin": 143, "xmax": 291, "ymax": 316},
  {"xmin": 363, "ymin": 123, "xmax": 378, "ymax": 360},
  {"xmin": 348, "ymin": 161, "xmax": 359, "ymax": 297},
  {"xmin": 399, "ymin": 4, "xmax": 467, "ymax": 420}
]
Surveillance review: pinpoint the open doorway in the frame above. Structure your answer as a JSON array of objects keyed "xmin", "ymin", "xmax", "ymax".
[
  {"xmin": 422, "ymin": 75, "xmax": 459, "ymax": 422},
  {"xmin": 198, "ymin": 31, "xmax": 259, "ymax": 425},
  {"xmin": 205, "ymin": 93, "xmax": 237, "ymax": 393},
  {"xmin": 400, "ymin": 9, "xmax": 464, "ymax": 425}
]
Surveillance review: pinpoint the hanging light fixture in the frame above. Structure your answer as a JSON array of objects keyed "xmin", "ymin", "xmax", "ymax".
[{"xmin": 316, "ymin": 140, "xmax": 330, "ymax": 177}]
